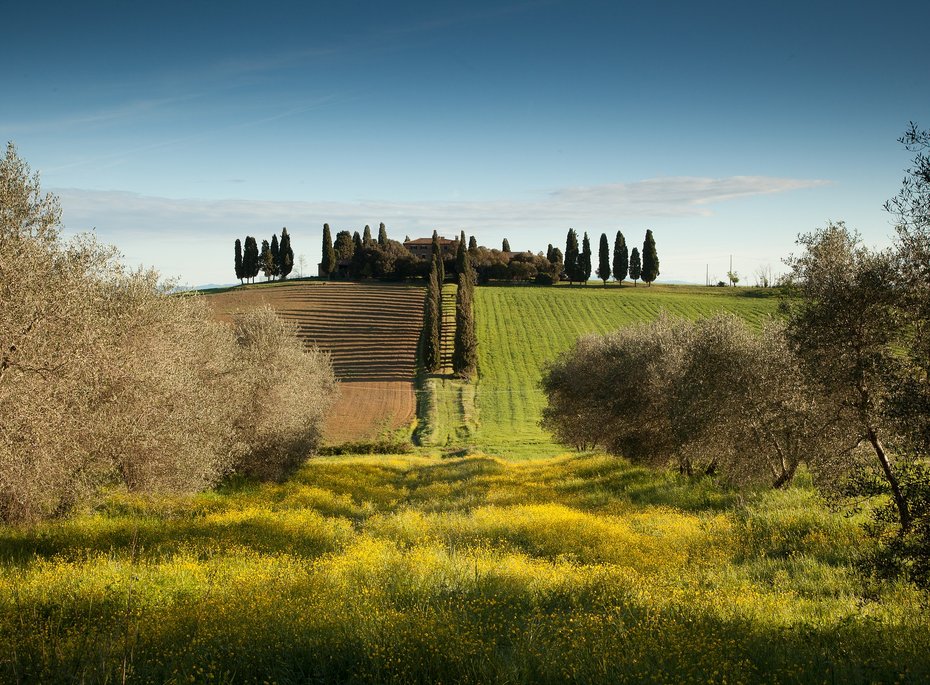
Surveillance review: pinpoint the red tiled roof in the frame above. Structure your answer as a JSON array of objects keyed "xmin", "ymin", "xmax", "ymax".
[{"xmin": 404, "ymin": 237, "xmax": 456, "ymax": 245}]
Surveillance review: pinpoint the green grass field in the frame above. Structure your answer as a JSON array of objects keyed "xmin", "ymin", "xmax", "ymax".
[
  {"xmin": 3, "ymin": 453, "xmax": 928, "ymax": 683},
  {"xmin": 468, "ymin": 283, "xmax": 781, "ymax": 458}
]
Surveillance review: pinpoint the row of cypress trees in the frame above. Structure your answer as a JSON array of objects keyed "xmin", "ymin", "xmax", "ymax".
[
  {"xmin": 234, "ymin": 229, "xmax": 294, "ymax": 283},
  {"xmin": 422, "ymin": 230, "xmax": 478, "ymax": 377},
  {"xmin": 564, "ymin": 228, "xmax": 658, "ymax": 286}
]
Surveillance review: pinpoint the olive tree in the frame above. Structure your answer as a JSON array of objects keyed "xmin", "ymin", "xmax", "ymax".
[
  {"xmin": 783, "ymin": 222, "xmax": 911, "ymax": 527},
  {"xmin": 542, "ymin": 315, "xmax": 691, "ymax": 463},
  {"xmin": 542, "ymin": 312, "xmax": 847, "ymax": 487}
]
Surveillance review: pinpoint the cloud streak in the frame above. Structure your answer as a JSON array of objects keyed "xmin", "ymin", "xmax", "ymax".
[{"xmin": 58, "ymin": 174, "xmax": 829, "ymax": 231}]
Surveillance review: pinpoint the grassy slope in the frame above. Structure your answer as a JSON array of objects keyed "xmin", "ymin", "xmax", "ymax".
[
  {"xmin": 2, "ymin": 453, "xmax": 927, "ymax": 683},
  {"xmin": 472, "ymin": 283, "xmax": 780, "ymax": 458}
]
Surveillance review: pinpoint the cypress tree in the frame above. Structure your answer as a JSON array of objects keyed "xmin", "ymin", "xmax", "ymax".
[
  {"xmin": 321, "ymin": 223, "xmax": 336, "ymax": 279},
  {"xmin": 244, "ymin": 236, "xmax": 259, "ymax": 283},
  {"xmin": 269, "ymin": 234, "xmax": 280, "ymax": 280},
  {"xmin": 234, "ymin": 238, "xmax": 243, "ymax": 283},
  {"xmin": 580, "ymin": 232, "xmax": 592, "ymax": 284},
  {"xmin": 641, "ymin": 229, "xmax": 659, "ymax": 286},
  {"xmin": 431, "ymin": 230, "xmax": 445, "ymax": 284},
  {"xmin": 629, "ymin": 247, "xmax": 642, "ymax": 286},
  {"xmin": 502, "ymin": 238, "xmax": 511, "ymax": 252},
  {"xmin": 453, "ymin": 272, "xmax": 478, "ymax": 377},
  {"xmin": 350, "ymin": 231, "xmax": 365, "ymax": 278},
  {"xmin": 612, "ymin": 231, "xmax": 628, "ymax": 284},
  {"xmin": 278, "ymin": 228, "xmax": 294, "ymax": 279},
  {"xmin": 378, "ymin": 222, "xmax": 388, "ymax": 247},
  {"xmin": 468, "ymin": 235, "xmax": 478, "ymax": 252},
  {"xmin": 363, "ymin": 224, "xmax": 373, "ymax": 245},
  {"xmin": 565, "ymin": 228, "xmax": 579, "ymax": 284},
  {"xmin": 423, "ymin": 264, "xmax": 441, "ymax": 372},
  {"xmin": 546, "ymin": 244, "xmax": 554, "ymax": 262},
  {"xmin": 455, "ymin": 229, "xmax": 470, "ymax": 280},
  {"xmin": 597, "ymin": 233, "xmax": 611, "ymax": 285}
]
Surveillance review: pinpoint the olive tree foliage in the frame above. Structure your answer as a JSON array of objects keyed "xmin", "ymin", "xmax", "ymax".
[
  {"xmin": 542, "ymin": 315, "xmax": 691, "ymax": 460},
  {"xmin": 782, "ymin": 222, "xmax": 912, "ymax": 527},
  {"xmin": 671, "ymin": 316, "xmax": 851, "ymax": 486},
  {"xmin": 886, "ymin": 122, "xmax": 930, "ymax": 455},
  {"xmin": 230, "ymin": 308, "xmax": 337, "ymax": 480},
  {"xmin": 541, "ymin": 313, "xmax": 845, "ymax": 487},
  {"xmin": 853, "ymin": 122, "xmax": 930, "ymax": 588},
  {"xmin": 0, "ymin": 144, "xmax": 337, "ymax": 521}
]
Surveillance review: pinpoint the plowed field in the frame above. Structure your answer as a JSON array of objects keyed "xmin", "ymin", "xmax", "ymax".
[{"xmin": 207, "ymin": 281, "xmax": 424, "ymax": 443}]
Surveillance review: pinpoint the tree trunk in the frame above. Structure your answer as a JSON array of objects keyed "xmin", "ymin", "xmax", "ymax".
[
  {"xmin": 867, "ymin": 428, "xmax": 912, "ymax": 530},
  {"xmin": 772, "ymin": 459, "xmax": 799, "ymax": 489}
]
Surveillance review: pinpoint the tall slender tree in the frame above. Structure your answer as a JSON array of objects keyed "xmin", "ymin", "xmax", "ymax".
[
  {"xmin": 468, "ymin": 235, "xmax": 478, "ymax": 252},
  {"xmin": 455, "ymin": 229, "xmax": 470, "ymax": 280},
  {"xmin": 363, "ymin": 224, "xmax": 373, "ymax": 245},
  {"xmin": 597, "ymin": 233, "xmax": 611, "ymax": 285},
  {"xmin": 278, "ymin": 228, "xmax": 294, "ymax": 279},
  {"xmin": 234, "ymin": 238, "xmax": 244, "ymax": 284},
  {"xmin": 641, "ymin": 229, "xmax": 659, "ymax": 286},
  {"xmin": 612, "ymin": 231, "xmax": 628, "ymax": 284},
  {"xmin": 378, "ymin": 222, "xmax": 388, "ymax": 247},
  {"xmin": 502, "ymin": 238, "xmax": 511, "ymax": 252},
  {"xmin": 431, "ymin": 230, "xmax": 445, "ymax": 284},
  {"xmin": 350, "ymin": 231, "xmax": 366, "ymax": 278},
  {"xmin": 565, "ymin": 228, "xmax": 579, "ymax": 284},
  {"xmin": 423, "ymin": 263, "xmax": 441, "ymax": 372},
  {"xmin": 244, "ymin": 236, "xmax": 259, "ymax": 283},
  {"xmin": 629, "ymin": 247, "xmax": 642, "ymax": 286},
  {"xmin": 453, "ymin": 272, "xmax": 478, "ymax": 377},
  {"xmin": 580, "ymin": 232, "xmax": 592, "ymax": 284},
  {"xmin": 270, "ymin": 233, "xmax": 280, "ymax": 278},
  {"xmin": 320, "ymin": 223, "xmax": 336, "ymax": 279}
]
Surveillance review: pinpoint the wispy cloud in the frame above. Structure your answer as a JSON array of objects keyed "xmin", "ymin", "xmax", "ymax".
[
  {"xmin": 549, "ymin": 176, "xmax": 832, "ymax": 216},
  {"xmin": 57, "ymin": 175, "xmax": 830, "ymax": 237}
]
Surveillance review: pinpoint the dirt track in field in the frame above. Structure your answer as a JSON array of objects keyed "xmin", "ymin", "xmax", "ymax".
[{"xmin": 207, "ymin": 281, "xmax": 424, "ymax": 444}]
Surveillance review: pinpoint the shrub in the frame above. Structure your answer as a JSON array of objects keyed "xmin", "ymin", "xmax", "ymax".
[{"xmin": 230, "ymin": 308, "xmax": 336, "ymax": 479}]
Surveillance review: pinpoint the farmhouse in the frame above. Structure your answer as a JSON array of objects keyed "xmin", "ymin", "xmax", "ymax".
[{"xmin": 403, "ymin": 236, "xmax": 458, "ymax": 259}]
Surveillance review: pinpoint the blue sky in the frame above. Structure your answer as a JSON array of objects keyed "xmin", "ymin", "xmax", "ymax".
[{"xmin": 3, "ymin": 0, "xmax": 928, "ymax": 285}]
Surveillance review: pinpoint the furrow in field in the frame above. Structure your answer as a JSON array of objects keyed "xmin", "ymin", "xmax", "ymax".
[{"xmin": 206, "ymin": 281, "xmax": 424, "ymax": 443}]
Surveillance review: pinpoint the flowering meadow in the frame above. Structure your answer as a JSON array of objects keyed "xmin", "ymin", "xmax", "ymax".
[{"xmin": 1, "ymin": 452, "xmax": 927, "ymax": 683}]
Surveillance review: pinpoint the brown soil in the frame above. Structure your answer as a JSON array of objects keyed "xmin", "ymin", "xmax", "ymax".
[{"xmin": 207, "ymin": 281, "xmax": 423, "ymax": 444}]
